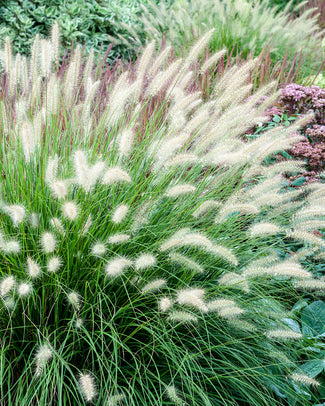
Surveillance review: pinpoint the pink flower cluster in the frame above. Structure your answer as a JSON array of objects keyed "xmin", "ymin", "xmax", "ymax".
[
  {"xmin": 279, "ymin": 83, "xmax": 325, "ymax": 119},
  {"xmin": 291, "ymin": 140, "xmax": 325, "ymax": 172}
]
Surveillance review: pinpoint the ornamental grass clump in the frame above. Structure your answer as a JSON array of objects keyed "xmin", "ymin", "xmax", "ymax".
[
  {"xmin": 109, "ymin": 0, "xmax": 325, "ymax": 74},
  {"xmin": 1, "ymin": 28, "xmax": 325, "ymax": 405}
]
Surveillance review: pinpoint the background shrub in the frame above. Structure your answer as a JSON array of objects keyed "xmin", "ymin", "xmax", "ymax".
[{"xmin": 0, "ymin": 0, "xmax": 150, "ymax": 61}]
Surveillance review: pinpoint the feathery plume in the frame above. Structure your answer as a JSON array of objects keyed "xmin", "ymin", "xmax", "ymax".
[
  {"xmin": 167, "ymin": 311, "xmax": 198, "ymax": 323},
  {"xmin": 50, "ymin": 180, "xmax": 68, "ymax": 200},
  {"xmin": 218, "ymin": 272, "xmax": 249, "ymax": 292},
  {"xmin": 35, "ymin": 344, "xmax": 53, "ymax": 376},
  {"xmin": 217, "ymin": 306, "xmax": 244, "ymax": 318},
  {"xmin": 135, "ymin": 254, "xmax": 156, "ymax": 270},
  {"xmin": 41, "ymin": 232, "xmax": 57, "ymax": 254},
  {"xmin": 148, "ymin": 45, "xmax": 171, "ymax": 76},
  {"xmin": 183, "ymin": 28, "xmax": 215, "ymax": 71},
  {"xmin": 30, "ymin": 213, "xmax": 40, "ymax": 228},
  {"xmin": 3, "ymin": 205, "xmax": 26, "ymax": 226},
  {"xmin": 105, "ymin": 257, "xmax": 132, "ymax": 277},
  {"xmin": 74, "ymin": 150, "xmax": 105, "ymax": 192},
  {"xmin": 286, "ymin": 229, "xmax": 325, "ymax": 248},
  {"xmin": 83, "ymin": 49, "xmax": 94, "ymax": 83},
  {"xmin": 177, "ymin": 288, "xmax": 207, "ymax": 311},
  {"xmin": 112, "ymin": 204, "xmax": 129, "ymax": 224},
  {"xmin": 249, "ymin": 222, "xmax": 280, "ymax": 237},
  {"xmin": 45, "ymin": 155, "xmax": 58, "ymax": 185},
  {"xmin": 289, "ymin": 373, "xmax": 320, "ymax": 387},
  {"xmin": 294, "ymin": 279, "xmax": 325, "ymax": 290},
  {"xmin": 102, "ymin": 167, "xmax": 131, "ymax": 184},
  {"xmin": 78, "ymin": 373, "xmax": 97, "ymax": 402},
  {"xmin": 192, "ymin": 200, "xmax": 220, "ymax": 218},
  {"xmin": 141, "ymin": 279, "xmax": 166, "ymax": 294},
  {"xmin": 91, "ymin": 242, "xmax": 106, "ymax": 256},
  {"xmin": 20, "ymin": 121, "xmax": 35, "ymax": 162},
  {"xmin": 158, "ymin": 297, "xmax": 173, "ymax": 312},
  {"xmin": 67, "ymin": 291, "xmax": 81, "ymax": 310},
  {"xmin": 169, "ymin": 252, "xmax": 204, "ymax": 273},
  {"xmin": 47, "ymin": 256, "xmax": 62, "ymax": 273},
  {"xmin": 165, "ymin": 385, "xmax": 185, "ymax": 406},
  {"xmin": 29, "ymin": 34, "xmax": 40, "ymax": 81},
  {"xmin": 0, "ymin": 276, "xmax": 15, "ymax": 297},
  {"xmin": 200, "ymin": 49, "xmax": 226, "ymax": 74},
  {"xmin": 108, "ymin": 234, "xmax": 130, "ymax": 244},
  {"xmin": 50, "ymin": 217, "xmax": 65, "ymax": 235},
  {"xmin": 17, "ymin": 282, "xmax": 32, "ymax": 297},
  {"xmin": 51, "ymin": 21, "xmax": 60, "ymax": 68},
  {"xmin": 216, "ymin": 203, "xmax": 259, "ymax": 223},
  {"xmin": 26, "ymin": 257, "xmax": 41, "ymax": 278},
  {"xmin": 207, "ymin": 299, "xmax": 236, "ymax": 311},
  {"xmin": 266, "ymin": 329, "xmax": 303, "ymax": 340},
  {"xmin": 81, "ymin": 215, "xmax": 92, "ymax": 235},
  {"xmin": 62, "ymin": 201, "xmax": 79, "ymax": 221},
  {"xmin": 118, "ymin": 128, "xmax": 135, "ymax": 158},
  {"xmin": 40, "ymin": 39, "xmax": 52, "ymax": 78},
  {"xmin": 107, "ymin": 393, "xmax": 125, "ymax": 406},
  {"xmin": 165, "ymin": 184, "xmax": 196, "ymax": 198},
  {"xmin": 146, "ymin": 60, "xmax": 182, "ymax": 96},
  {"xmin": 75, "ymin": 318, "xmax": 84, "ymax": 329},
  {"xmin": 4, "ymin": 37, "xmax": 12, "ymax": 74},
  {"xmin": 3, "ymin": 240, "xmax": 21, "ymax": 255},
  {"xmin": 166, "ymin": 153, "xmax": 198, "ymax": 167}
]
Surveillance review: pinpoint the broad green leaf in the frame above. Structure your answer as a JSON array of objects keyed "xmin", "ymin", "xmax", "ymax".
[
  {"xmin": 291, "ymin": 177, "xmax": 306, "ymax": 186},
  {"xmin": 299, "ymin": 360, "xmax": 324, "ymax": 378},
  {"xmin": 301, "ymin": 301, "xmax": 325, "ymax": 338}
]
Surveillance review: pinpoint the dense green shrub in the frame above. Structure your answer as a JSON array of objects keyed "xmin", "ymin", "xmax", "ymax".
[
  {"xmin": 1, "ymin": 29, "xmax": 325, "ymax": 405},
  {"xmin": 0, "ymin": 0, "xmax": 149, "ymax": 61}
]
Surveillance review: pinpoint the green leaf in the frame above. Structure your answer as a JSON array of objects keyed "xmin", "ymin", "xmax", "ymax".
[
  {"xmin": 273, "ymin": 115, "xmax": 281, "ymax": 122},
  {"xmin": 301, "ymin": 301, "xmax": 325, "ymax": 338},
  {"xmin": 299, "ymin": 360, "xmax": 324, "ymax": 378},
  {"xmin": 282, "ymin": 318, "xmax": 301, "ymax": 333},
  {"xmin": 291, "ymin": 177, "xmax": 306, "ymax": 186}
]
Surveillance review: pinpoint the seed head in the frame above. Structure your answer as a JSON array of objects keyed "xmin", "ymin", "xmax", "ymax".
[
  {"xmin": 47, "ymin": 256, "xmax": 62, "ymax": 273},
  {"xmin": 266, "ymin": 329, "xmax": 303, "ymax": 340},
  {"xmin": 62, "ymin": 201, "xmax": 79, "ymax": 221},
  {"xmin": 78, "ymin": 373, "xmax": 97, "ymax": 402},
  {"xmin": 50, "ymin": 180, "xmax": 68, "ymax": 199},
  {"xmin": 102, "ymin": 167, "xmax": 131, "ymax": 184},
  {"xmin": 41, "ymin": 232, "xmax": 57, "ymax": 254},
  {"xmin": 26, "ymin": 257, "xmax": 41, "ymax": 278},
  {"xmin": 18, "ymin": 282, "xmax": 32, "ymax": 297},
  {"xmin": 135, "ymin": 254, "xmax": 156, "ymax": 270},
  {"xmin": 176, "ymin": 288, "xmax": 207, "ymax": 312},
  {"xmin": 67, "ymin": 291, "xmax": 81, "ymax": 310},
  {"xmin": 0, "ymin": 276, "xmax": 15, "ymax": 297},
  {"xmin": 91, "ymin": 242, "xmax": 106, "ymax": 256},
  {"xmin": 112, "ymin": 204, "xmax": 129, "ymax": 224},
  {"xmin": 108, "ymin": 234, "xmax": 130, "ymax": 244},
  {"xmin": 141, "ymin": 279, "xmax": 166, "ymax": 294},
  {"xmin": 289, "ymin": 373, "xmax": 320, "ymax": 387},
  {"xmin": 35, "ymin": 344, "xmax": 53, "ymax": 376},
  {"xmin": 158, "ymin": 297, "xmax": 173, "ymax": 312},
  {"xmin": 3, "ymin": 240, "xmax": 21, "ymax": 254},
  {"xmin": 3, "ymin": 205, "xmax": 26, "ymax": 226},
  {"xmin": 105, "ymin": 257, "xmax": 132, "ymax": 277}
]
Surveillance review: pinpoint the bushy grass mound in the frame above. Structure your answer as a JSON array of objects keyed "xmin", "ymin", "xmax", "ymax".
[
  {"xmin": 110, "ymin": 0, "xmax": 324, "ymax": 74},
  {"xmin": 0, "ymin": 30, "xmax": 325, "ymax": 405}
]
